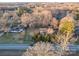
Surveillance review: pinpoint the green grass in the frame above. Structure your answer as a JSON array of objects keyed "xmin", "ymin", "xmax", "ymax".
[
  {"xmin": 23, "ymin": 31, "xmax": 33, "ymax": 44},
  {"xmin": 0, "ymin": 31, "xmax": 33, "ymax": 44}
]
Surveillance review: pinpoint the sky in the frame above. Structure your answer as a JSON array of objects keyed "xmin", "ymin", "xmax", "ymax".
[{"xmin": 0, "ymin": 0, "xmax": 78, "ymax": 2}]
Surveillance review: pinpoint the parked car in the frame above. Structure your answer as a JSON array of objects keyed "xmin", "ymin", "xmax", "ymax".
[
  {"xmin": 0, "ymin": 31, "xmax": 4, "ymax": 37},
  {"xmin": 9, "ymin": 25, "xmax": 25, "ymax": 32}
]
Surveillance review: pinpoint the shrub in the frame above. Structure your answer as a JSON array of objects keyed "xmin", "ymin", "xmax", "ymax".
[
  {"xmin": 73, "ymin": 10, "xmax": 79, "ymax": 20},
  {"xmin": 32, "ymin": 28, "xmax": 54, "ymax": 42},
  {"xmin": 16, "ymin": 7, "xmax": 25, "ymax": 16},
  {"xmin": 58, "ymin": 15, "xmax": 75, "ymax": 50},
  {"xmin": 59, "ymin": 15, "xmax": 74, "ymax": 34},
  {"xmin": 1, "ymin": 12, "xmax": 21, "ymax": 32},
  {"xmin": 16, "ymin": 7, "xmax": 33, "ymax": 16},
  {"xmin": 26, "ymin": 8, "xmax": 33, "ymax": 14},
  {"xmin": 50, "ymin": 17, "xmax": 59, "ymax": 29},
  {"xmin": 32, "ymin": 10, "xmax": 52, "ymax": 27},
  {"xmin": 20, "ymin": 13, "xmax": 32, "ymax": 27},
  {"xmin": 32, "ymin": 33, "xmax": 52, "ymax": 42},
  {"xmin": 50, "ymin": 15, "xmax": 76, "ymax": 54},
  {"xmin": 0, "ymin": 13, "xmax": 9, "ymax": 32},
  {"xmin": 23, "ymin": 42, "xmax": 61, "ymax": 56}
]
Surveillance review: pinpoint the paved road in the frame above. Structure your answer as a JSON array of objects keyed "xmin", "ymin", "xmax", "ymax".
[
  {"xmin": 0, "ymin": 44, "xmax": 78, "ymax": 51},
  {"xmin": 0, "ymin": 44, "xmax": 29, "ymax": 50},
  {"xmin": 0, "ymin": 49, "xmax": 26, "ymax": 56},
  {"xmin": 0, "ymin": 44, "xmax": 78, "ymax": 56}
]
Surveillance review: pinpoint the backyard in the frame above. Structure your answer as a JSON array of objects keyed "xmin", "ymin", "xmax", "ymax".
[{"xmin": 0, "ymin": 2, "xmax": 79, "ymax": 56}]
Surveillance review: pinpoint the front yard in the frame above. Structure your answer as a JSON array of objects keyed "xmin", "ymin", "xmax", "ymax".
[{"xmin": 0, "ymin": 30, "xmax": 33, "ymax": 44}]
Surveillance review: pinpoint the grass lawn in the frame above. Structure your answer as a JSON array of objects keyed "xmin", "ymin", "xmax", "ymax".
[{"xmin": 0, "ymin": 31, "xmax": 33, "ymax": 44}]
